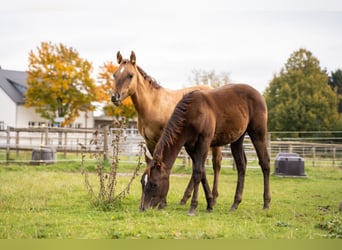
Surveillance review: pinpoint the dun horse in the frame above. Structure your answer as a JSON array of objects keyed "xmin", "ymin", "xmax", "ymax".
[
  {"xmin": 140, "ymin": 84, "xmax": 271, "ymax": 215},
  {"xmin": 111, "ymin": 51, "xmax": 222, "ymax": 206}
]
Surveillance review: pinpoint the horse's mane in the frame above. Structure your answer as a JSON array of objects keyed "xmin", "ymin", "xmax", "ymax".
[
  {"xmin": 136, "ymin": 65, "xmax": 162, "ymax": 89},
  {"xmin": 120, "ymin": 59, "xmax": 162, "ymax": 89},
  {"xmin": 155, "ymin": 91, "xmax": 196, "ymax": 157}
]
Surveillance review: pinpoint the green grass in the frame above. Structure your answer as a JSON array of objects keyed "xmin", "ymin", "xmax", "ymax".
[{"xmin": 0, "ymin": 163, "xmax": 341, "ymax": 239}]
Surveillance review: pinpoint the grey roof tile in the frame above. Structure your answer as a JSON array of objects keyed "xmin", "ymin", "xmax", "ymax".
[{"xmin": 0, "ymin": 69, "xmax": 27, "ymax": 104}]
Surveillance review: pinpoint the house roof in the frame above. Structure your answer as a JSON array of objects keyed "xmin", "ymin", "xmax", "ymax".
[{"xmin": 0, "ymin": 69, "xmax": 27, "ymax": 104}]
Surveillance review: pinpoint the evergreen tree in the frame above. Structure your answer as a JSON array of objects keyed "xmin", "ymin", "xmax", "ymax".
[
  {"xmin": 328, "ymin": 69, "xmax": 342, "ymax": 113},
  {"xmin": 264, "ymin": 48, "xmax": 339, "ymax": 132}
]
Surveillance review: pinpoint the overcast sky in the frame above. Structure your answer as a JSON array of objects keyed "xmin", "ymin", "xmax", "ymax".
[{"xmin": 1, "ymin": 0, "xmax": 342, "ymax": 92}]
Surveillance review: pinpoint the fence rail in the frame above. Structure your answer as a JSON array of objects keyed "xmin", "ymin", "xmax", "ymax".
[{"xmin": 1, "ymin": 127, "xmax": 342, "ymax": 168}]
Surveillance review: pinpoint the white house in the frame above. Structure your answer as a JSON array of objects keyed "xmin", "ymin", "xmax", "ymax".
[{"xmin": 0, "ymin": 68, "xmax": 94, "ymax": 129}]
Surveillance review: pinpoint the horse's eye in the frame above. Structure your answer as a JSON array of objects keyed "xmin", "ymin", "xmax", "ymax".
[
  {"xmin": 112, "ymin": 73, "xmax": 116, "ymax": 79},
  {"xmin": 128, "ymin": 73, "xmax": 134, "ymax": 79}
]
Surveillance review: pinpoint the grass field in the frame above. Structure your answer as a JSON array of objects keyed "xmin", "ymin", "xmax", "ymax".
[{"xmin": 0, "ymin": 162, "xmax": 341, "ymax": 239}]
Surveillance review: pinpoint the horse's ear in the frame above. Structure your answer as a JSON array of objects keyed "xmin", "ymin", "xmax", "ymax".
[
  {"xmin": 117, "ymin": 51, "xmax": 123, "ymax": 64},
  {"xmin": 130, "ymin": 51, "xmax": 136, "ymax": 65}
]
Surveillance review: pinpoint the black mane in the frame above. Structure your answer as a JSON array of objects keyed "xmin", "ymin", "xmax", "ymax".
[{"xmin": 155, "ymin": 91, "xmax": 196, "ymax": 156}]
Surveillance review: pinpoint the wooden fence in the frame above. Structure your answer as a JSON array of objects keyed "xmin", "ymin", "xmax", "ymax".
[
  {"xmin": 1, "ymin": 127, "xmax": 342, "ymax": 168},
  {"xmin": 0, "ymin": 126, "xmax": 110, "ymax": 162}
]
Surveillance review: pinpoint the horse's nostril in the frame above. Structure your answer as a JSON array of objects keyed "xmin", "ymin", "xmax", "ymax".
[{"xmin": 111, "ymin": 93, "xmax": 121, "ymax": 101}]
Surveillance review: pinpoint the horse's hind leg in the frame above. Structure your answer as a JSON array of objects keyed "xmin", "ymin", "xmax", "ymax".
[
  {"xmin": 230, "ymin": 136, "xmax": 247, "ymax": 211},
  {"xmin": 249, "ymin": 132, "xmax": 271, "ymax": 209},
  {"xmin": 211, "ymin": 146, "xmax": 222, "ymax": 205}
]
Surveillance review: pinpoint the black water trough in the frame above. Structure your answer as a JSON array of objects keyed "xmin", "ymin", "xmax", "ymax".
[
  {"xmin": 31, "ymin": 147, "xmax": 56, "ymax": 165},
  {"xmin": 274, "ymin": 152, "xmax": 306, "ymax": 177}
]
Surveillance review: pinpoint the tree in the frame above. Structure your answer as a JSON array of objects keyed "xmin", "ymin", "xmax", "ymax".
[
  {"xmin": 328, "ymin": 69, "xmax": 342, "ymax": 113},
  {"xmin": 264, "ymin": 48, "xmax": 339, "ymax": 132},
  {"xmin": 97, "ymin": 61, "xmax": 136, "ymax": 119},
  {"xmin": 189, "ymin": 69, "xmax": 231, "ymax": 88},
  {"xmin": 25, "ymin": 42, "xmax": 98, "ymax": 126}
]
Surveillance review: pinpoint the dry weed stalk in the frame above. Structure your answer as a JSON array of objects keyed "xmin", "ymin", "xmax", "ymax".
[{"xmin": 80, "ymin": 119, "xmax": 144, "ymax": 208}]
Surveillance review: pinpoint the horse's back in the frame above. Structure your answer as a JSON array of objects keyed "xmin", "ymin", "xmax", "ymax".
[
  {"xmin": 189, "ymin": 84, "xmax": 267, "ymax": 145},
  {"xmin": 193, "ymin": 84, "xmax": 266, "ymax": 114}
]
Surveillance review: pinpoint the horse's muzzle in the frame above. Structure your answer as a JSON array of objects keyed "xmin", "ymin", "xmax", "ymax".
[{"xmin": 111, "ymin": 94, "xmax": 121, "ymax": 106}]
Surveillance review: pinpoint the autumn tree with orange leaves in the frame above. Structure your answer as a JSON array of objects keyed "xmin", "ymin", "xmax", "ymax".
[
  {"xmin": 97, "ymin": 61, "xmax": 136, "ymax": 119},
  {"xmin": 25, "ymin": 42, "xmax": 98, "ymax": 126}
]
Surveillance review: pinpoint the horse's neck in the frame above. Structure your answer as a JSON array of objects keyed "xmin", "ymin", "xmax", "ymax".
[
  {"xmin": 131, "ymin": 79, "xmax": 165, "ymax": 118},
  {"xmin": 155, "ymin": 136, "xmax": 186, "ymax": 172}
]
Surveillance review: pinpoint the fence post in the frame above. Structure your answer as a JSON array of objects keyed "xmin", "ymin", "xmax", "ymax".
[
  {"xmin": 16, "ymin": 130, "xmax": 19, "ymax": 157},
  {"xmin": 45, "ymin": 127, "xmax": 49, "ymax": 145},
  {"xmin": 103, "ymin": 125, "xmax": 109, "ymax": 161},
  {"xmin": 333, "ymin": 147, "xmax": 336, "ymax": 167},
  {"xmin": 6, "ymin": 126, "xmax": 11, "ymax": 163},
  {"xmin": 64, "ymin": 131, "xmax": 67, "ymax": 158},
  {"xmin": 312, "ymin": 147, "xmax": 316, "ymax": 167},
  {"xmin": 288, "ymin": 144, "xmax": 293, "ymax": 153},
  {"xmin": 76, "ymin": 138, "xmax": 79, "ymax": 157}
]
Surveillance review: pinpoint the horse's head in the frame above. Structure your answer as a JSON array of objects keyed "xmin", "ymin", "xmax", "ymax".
[
  {"xmin": 139, "ymin": 154, "xmax": 169, "ymax": 211},
  {"xmin": 111, "ymin": 51, "xmax": 138, "ymax": 106}
]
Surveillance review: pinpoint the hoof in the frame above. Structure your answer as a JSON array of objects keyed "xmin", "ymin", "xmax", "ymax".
[
  {"xmin": 212, "ymin": 199, "xmax": 217, "ymax": 206},
  {"xmin": 229, "ymin": 206, "xmax": 237, "ymax": 212},
  {"xmin": 187, "ymin": 208, "xmax": 196, "ymax": 216},
  {"xmin": 179, "ymin": 200, "xmax": 187, "ymax": 205}
]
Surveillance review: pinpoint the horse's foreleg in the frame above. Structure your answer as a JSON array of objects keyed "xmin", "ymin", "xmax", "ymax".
[
  {"xmin": 230, "ymin": 138, "xmax": 247, "ymax": 211},
  {"xmin": 188, "ymin": 170, "xmax": 202, "ymax": 216},
  {"xmin": 201, "ymin": 170, "xmax": 214, "ymax": 212},
  {"xmin": 179, "ymin": 177, "xmax": 194, "ymax": 205},
  {"xmin": 188, "ymin": 168, "xmax": 213, "ymax": 215},
  {"xmin": 211, "ymin": 146, "xmax": 222, "ymax": 205},
  {"xmin": 158, "ymin": 197, "xmax": 167, "ymax": 210},
  {"xmin": 187, "ymin": 139, "xmax": 212, "ymax": 215}
]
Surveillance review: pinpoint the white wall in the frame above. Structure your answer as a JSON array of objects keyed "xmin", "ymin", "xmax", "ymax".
[
  {"xmin": 0, "ymin": 89, "xmax": 17, "ymax": 127},
  {"xmin": 16, "ymin": 105, "xmax": 94, "ymax": 128},
  {"xmin": 77, "ymin": 111, "xmax": 94, "ymax": 128},
  {"xmin": 16, "ymin": 105, "xmax": 49, "ymax": 127},
  {"xmin": 1, "ymin": 85, "xmax": 94, "ymax": 128}
]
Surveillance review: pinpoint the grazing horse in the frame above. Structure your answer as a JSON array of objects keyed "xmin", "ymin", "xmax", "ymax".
[
  {"xmin": 111, "ymin": 51, "xmax": 222, "ymax": 206},
  {"xmin": 140, "ymin": 84, "xmax": 271, "ymax": 215}
]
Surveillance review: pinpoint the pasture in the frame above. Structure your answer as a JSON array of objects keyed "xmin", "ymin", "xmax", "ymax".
[{"xmin": 0, "ymin": 163, "xmax": 341, "ymax": 239}]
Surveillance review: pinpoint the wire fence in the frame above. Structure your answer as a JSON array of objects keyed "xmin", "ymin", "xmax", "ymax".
[{"xmin": 1, "ymin": 127, "xmax": 342, "ymax": 168}]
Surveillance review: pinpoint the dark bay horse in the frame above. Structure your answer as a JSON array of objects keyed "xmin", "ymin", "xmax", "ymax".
[
  {"xmin": 111, "ymin": 51, "xmax": 222, "ymax": 206},
  {"xmin": 140, "ymin": 84, "xmax": 271, "ymax": 215}
]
